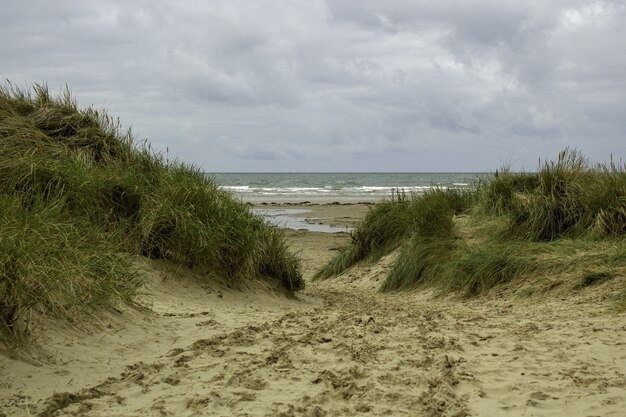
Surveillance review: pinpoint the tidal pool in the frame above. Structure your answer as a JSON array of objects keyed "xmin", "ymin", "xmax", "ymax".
[{"xmin": 251, "ymin": 208, "xmax": 352, "ymax": 233}]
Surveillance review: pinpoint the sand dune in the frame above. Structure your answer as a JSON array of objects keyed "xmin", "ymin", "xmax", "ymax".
[{"xmin": 2, "ymin": 205, "xmax": 626, "ymax": 416}]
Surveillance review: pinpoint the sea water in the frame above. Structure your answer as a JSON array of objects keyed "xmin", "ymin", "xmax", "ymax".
[
  {"xmin": 249, "ymin": 208, "xmax": 352, "ymax": 233},
  {"xmin": 210, "ymin": 172, "xmax": 484, "ymax": 203},
  {"xmin": 210, "ymin": 172, "xmax": 486, "ymax": 232}
]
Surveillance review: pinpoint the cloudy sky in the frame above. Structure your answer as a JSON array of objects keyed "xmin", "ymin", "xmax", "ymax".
[{"xmin": 2, "ymin": 0, "xmax": 625, "ymax": 172}]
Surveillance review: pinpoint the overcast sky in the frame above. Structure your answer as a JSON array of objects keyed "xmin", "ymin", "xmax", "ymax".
[{"xmin": 2, "ymin": 1, "xmax": 625, "ymax": 172}]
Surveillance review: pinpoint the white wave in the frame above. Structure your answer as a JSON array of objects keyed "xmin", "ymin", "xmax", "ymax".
[
  {"xmin": 221, "ymin": 185, "xmax": 252, "ymax": 192},
  {"xmin": 219, "ymin": 183, "xmax": 470, "ymax": 197}
]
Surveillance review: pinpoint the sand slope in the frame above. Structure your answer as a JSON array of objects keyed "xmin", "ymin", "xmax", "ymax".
[{"xmin": 2, "ymin": 225, "xmax": 626, "ymax": 416}]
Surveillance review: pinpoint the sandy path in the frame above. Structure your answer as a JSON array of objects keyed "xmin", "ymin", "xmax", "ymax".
[
  {"xmin": 2, "ymin": 205, "xmax": 626, "ymax": 416},
  {"xmin": 17, "ymin": 276, "xmax": 626, "ymax": 417}
]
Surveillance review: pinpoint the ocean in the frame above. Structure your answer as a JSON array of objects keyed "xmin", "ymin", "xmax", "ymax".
[{"xmin": 209, "ymin": 172, "xmax": 485, "ymax": 203}]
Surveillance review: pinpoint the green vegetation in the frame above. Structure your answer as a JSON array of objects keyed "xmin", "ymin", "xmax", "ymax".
[
  {"xmin": 505, "ymin": 150, "xmax": 626, "ymax": 240},
  {"xmin": 383, "ymin": 239, "xmax": 532, "ymax": 296},
  {"xmin": 317, "ymin": 149, "xmax": 626, "ymax": 299},
  {"xmin": 381, "ymin": 237, "xmax": 457, "ymax": 292},
  {"xmin": 314, "ymin": 188, "xmax": 468, "ymax": 279},
  {"xmin": 576, "ymin": 271, "xmax": 615, "ymax": 289},
  {"xmin": 0, "ymin": 83, "xmax": 303, "ymax": 341}
]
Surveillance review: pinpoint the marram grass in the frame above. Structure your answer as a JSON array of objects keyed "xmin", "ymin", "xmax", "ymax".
[
  {"xmin": 500, "ymin": 149, "xmax": 626, "ymax": 240},
  {"xmin": 0, "ymin": 83, "xmax": 303, "ymax": 342},
  {"xmin": 317, "ymin": 149, "xmax": 626, "ymax": 299},
  {"xmin": 0, "ymin": 195, "xmax": 139, "ymax": 336},
  {"xmin": 382, "ymin": 237, "xmax": 532, "ymax": 296},
  {"xmin": 313, "ymin": 188, "xmax": 464, "ymax": 280}
]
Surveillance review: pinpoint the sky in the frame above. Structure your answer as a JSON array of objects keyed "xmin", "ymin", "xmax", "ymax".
[{"xmin": 1, "ymin": 0, "xmax": 625, "ymax": 172}]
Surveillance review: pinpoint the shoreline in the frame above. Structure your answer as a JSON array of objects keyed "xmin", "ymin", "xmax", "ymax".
[
  {"xmin": 241, "ymin": 196, "xmax": 382, "ymax": 205},
  {"xmin": 251, "ymin": 202, "xmax": 373, "ymax": 233}
]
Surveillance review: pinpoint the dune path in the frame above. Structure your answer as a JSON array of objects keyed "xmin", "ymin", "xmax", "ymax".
[{"xmin": 2, "ymin": 223, "xmax": 626, "ymax": 417}]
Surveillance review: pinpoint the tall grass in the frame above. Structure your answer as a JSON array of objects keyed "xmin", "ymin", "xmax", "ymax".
[
  {"xmin": 589, "ymin": 165, "xmax": 626, "ymax": 237},
  {"xmin": 314, "ymin": 188, "xmax": 462, "ymax": 279},
  {"xmin": 508, "ymin": 149, "xmax": 626, "ymax": 240},
  {"xmin": 383, "ymin": 238, "xmax": 530, "ymax": 296},
  {"xmin": 0, "ymin": 195, "xmax": 139, "ymax": 336},
  {"xmin": 0, "ymin": 83, "xmax": 303, "ymax": 341},
  {"xmin": 476, "ymin": 170, "xmax": 539, "ymax": 215},
  {"xmin": 381, "ymin": 237, "xmax": 457, "ymax": 291},
  {"xmin": 317, "ymin": 148, "xmax": 626, "ymax": 299},
  {"xmin": 442, "ymin": 244, "xmax": 530, "ymax": 296}
]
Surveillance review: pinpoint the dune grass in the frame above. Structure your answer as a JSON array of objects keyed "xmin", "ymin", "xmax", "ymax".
[
  {"xmin": 380, "ymin": 237, "xmax": 457, "ymax": 292},
  {"xmin": 314, "ymin": 188, "xmax": 466, "ymax": 280},
  {"xmin": 0, "ymin": 83, "xmax": 303, "ymax": 342},
  {"xmin": 0, "ymin": 195, "xmax": 139, "ymax": 337},
  {"xmin": 473, "ymin": 149, "xmax": 626, "ymax": 241},
  {"xmin": 476, "ymin": 169, "xmax": 539, "ymax": 216},
  {"xmin": 505, "ymin": 150, "xmax": 626, "ymax": 240},
  {"xmin": 317, "ymin": 149, "xmax": 626, "ymax": 298},
  {"xmin": 383, "ymin": 238, "xmax": 532, "ymax": 296}
]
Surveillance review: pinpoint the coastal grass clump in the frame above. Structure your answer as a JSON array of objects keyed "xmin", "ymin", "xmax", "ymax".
[
  {"xmin": 0, "ymin": 83, "xmax": 303, "ymax": 341},
  {"xmin": 314, "ymin": 188, "xmax": 459, "ymax": 279},
  {"xmin": 382, "ymin": 237, "xmax": 530, "ymax": 296},
  {"xmin": 0, "ymin": 195, "xmax": 139, "ymax": 337},
  {"xmin": 476, "ymin": 170, "xmax": 539, "ymax": 215},
  {"xmin": 440, "ymin": 244, "xmax": 531, "ymax": 297},
  {"xmin": 576, "ymin": 271, "xmax": 616, "ymax": 289},
  {"xmin": 380, "ymin": 222, "xmax": 626, "ymax": 297},
  {"xmin": 132, "ymin": 166, "xmax": 302, "ymax": 290},
  {"xmin": 496, "ymin": 149, "xmax": 626, "ymax": 240},
  {"xmin": 313, "ymin": 191, "xmax": 413, "ymax": 279},
  {"xmin": 589, "ymin": 165, "xmax": 626, "ymax": 237},
  {"xmin": 507, "ymin": 149, "xmax": 593, "ymax": 240},
  {"xmin": 381, "ymin": 237, "xmax": 457, "ymax": 291},
  {"xmin": 441, "ymin": 186, "xmax": 478, "ymax": 215},
  {"xmin": 317, "ymin": 148, "xmax": 625, "ymax": 299},
  {"xmin": 0, "ymin": 83, "xmax": 133, "ymax": 164}
]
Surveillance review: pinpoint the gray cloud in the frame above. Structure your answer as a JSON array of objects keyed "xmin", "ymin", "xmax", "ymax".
[{"xmin": 1, "ymin": 0, "xmax": 624, "ymax": 171}]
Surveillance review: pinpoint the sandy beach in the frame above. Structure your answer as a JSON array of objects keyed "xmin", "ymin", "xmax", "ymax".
[{"xmin": 2, "ymin": 203, "xmax": 626, "ymax": 417}]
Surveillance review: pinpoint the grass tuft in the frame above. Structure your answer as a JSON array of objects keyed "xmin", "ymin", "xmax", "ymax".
[
  {"xmin": 438, "ymin": 244, "xmax": 530, "ymax": 297},
  {"xmin": 476, "ymin": 170, "xmax": 539, "ymax": 215},
  {"xmin": 317, "ymin": 148, "xmax": 626, "ymax": 301},
  {"xmin": 576, "ymin": 271, "xmax": 615, "ymax": 289},
  {"xmin": 0, "ymin": 82, "xmax": 303, "ymax": 342},
  {"xmin": 382, "ymin": 238, "xmax": 529, "ymax": 296},
  {"xmin": 0, "ymin": 195, "xmax": 139, "ymax": 336},
  {"xmin": 506, "ymin": 149, "xmax": 626, "ymax": 240},
  {"xmin": 381, "ymin": 237, "xmax": 457, "ymax": 291},
  {"xmin": 314, "ymin": 188, "xmax": 458, "ymax": 280}
]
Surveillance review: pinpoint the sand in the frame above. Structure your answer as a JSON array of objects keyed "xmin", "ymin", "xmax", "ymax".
[{"xmin": 2, "ymin": 204, "xmax": 626, "ymax": 416}]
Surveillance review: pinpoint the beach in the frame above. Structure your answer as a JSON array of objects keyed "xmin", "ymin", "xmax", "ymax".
[
  {"xmin": 2, "ymin": 202, "xmax": 626, "ymax": 417},
  {"xmin": 3, "ymin": 1, "xmax": 625, "ymax": 413}
]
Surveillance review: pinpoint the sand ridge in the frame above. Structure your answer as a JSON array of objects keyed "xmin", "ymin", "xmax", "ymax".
[{"xmin": 2, "ymin": 204, "xmax": 626, "ymax": 416}]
